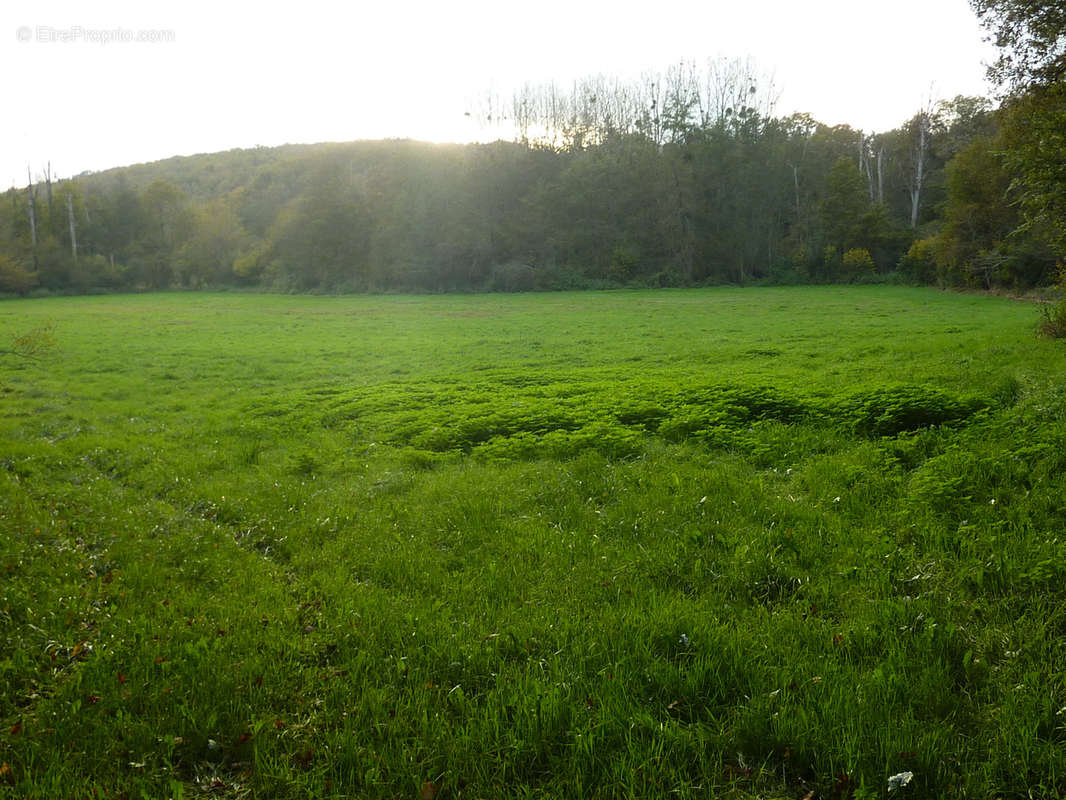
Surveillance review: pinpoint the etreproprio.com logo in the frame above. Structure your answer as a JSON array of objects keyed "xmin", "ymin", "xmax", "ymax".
[{"xmin": 16, "ymin": 25, "xmax": 176, "ymax": 44}]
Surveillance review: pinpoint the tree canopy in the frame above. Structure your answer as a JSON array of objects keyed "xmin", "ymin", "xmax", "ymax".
[
  {"xmin": 1, "ymin": 59, "xmax": 1060, "ymax": 296},
  {"xmin": 972, "ymin": 0, "xmax": 1066, "ymax": 260},
  {"xmin": 972, "ymin": 0, "xmax": 1066, "ymax": 87}
]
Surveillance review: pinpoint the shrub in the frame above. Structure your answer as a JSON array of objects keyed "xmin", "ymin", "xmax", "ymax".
[
  {"xmin": 791, "ymin": 243, "xmax": 812, "ymax": 274},
  {"xmin": 0, "ymin": 254, "xmax": 38, "ymax": 296},
  {"xmin": 1038, "ymin": 297, "xmax": 1066, "ymax": 338},
  {"xmin": 1037, "ymin": 265, "xmax": 1066, "ymax": 338},
  {"xmin": 822, "ymin": 245, "xmax": 842, "ymax": 281},
  {"xmin": 842, "ymin": 248, "xmax": 876, "ymax": 281},
  {"xmin": 609, "ymin": 244, "xmax": 641, "ymax": 282},
  {"xmin": 898, "ymin": 237, "xmax": 939, "ymax": 284},
  {"xmin": 489, "ymin": 261, "xmax": 538, "ymax": 292}
]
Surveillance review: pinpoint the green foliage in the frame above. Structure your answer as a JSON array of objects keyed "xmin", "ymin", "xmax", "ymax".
[
  {"xmin": 0, "ymin": 101, "xmax": 1009, "ymax": 295},
  {"xmin": 998, "ymin": 83, "xmax": 1066, "ymax": 262},
  {"xmin": 177, "ymin": 198, "xmax": 245, "ymax": 287},
  {"xmin": 820, "ymin": 158, "xmax": 871, "ymax": 256},
  {"xmin": 898, "ymin": 237, "xmax": 939, "ymax": 284},
  {"xmin": 1038, "ymin": 298, "xmax": 1066, "ymax": 337},
  {"xmin": 971, "ymin": 0, "xmax": 1066, "ymax": 88},
  {"xmin": 841, "ymin": 248, "xmax": 875, "ymax": 280},
  {"xmin": 609, "ymin": 244, "xmax": 642, "ymax": 282},
  {"xmin": 0, "ymin": 253, "xmax": 37, "ymax": 296},
  {"xmin": 834, "ymin": 386, "xmax": 987, "ymax": 437},
  {"xmin": 929, "ymin": 116, "xmax": 1059, "ymax": 288},
  {"xmin": 820, "ymin": 244, "xmax": 842, "ymax": 281},
  {"xmin": 973, "ymin": 1, "xmax": 1066, "ymax": 264},
  {"xmin": 1037, "ymin": 266, "xmax": 1066, "ymax": 337},
  {"xmin": 0, "ymin": 82, "xmax": 1058, "ymax": 297},
  {"xmin": 936, "ymin": 134, "xmax": 1019, "ymax": 287}
]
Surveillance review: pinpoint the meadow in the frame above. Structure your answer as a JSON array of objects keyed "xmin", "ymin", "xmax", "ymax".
[{"xmin": 1, "ymin": 287, "xmax": 1064, "ymax": 799}]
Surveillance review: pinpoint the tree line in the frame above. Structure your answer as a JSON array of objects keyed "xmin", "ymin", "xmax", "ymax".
[{"xmin": 1, "ymin": 2, "xmax": 1062, "ymax": 297}]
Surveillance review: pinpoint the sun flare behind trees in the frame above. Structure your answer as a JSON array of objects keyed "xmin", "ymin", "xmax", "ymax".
[{"xmin": 2, "ymin": 33, "xmax": 1063, "ymax": 297}]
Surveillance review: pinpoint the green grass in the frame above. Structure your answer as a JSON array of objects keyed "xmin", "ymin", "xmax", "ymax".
[{"xmin": 1, "ymin": 287, "xmax": 1064, "ymax": 799}]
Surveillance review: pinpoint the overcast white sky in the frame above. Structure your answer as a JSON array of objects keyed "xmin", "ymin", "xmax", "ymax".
[{"xmin": 2, "ymin": 0, "xmax": 998, "ymax": 189}]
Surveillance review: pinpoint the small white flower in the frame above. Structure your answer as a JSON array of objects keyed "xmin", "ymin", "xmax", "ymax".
[
  {"xmin": 888, "ymin": 771, "xmax": 914, "ymax": 791},
  {"xmin": 678, "ymin": 633, "xmax": 689, "ymax": 646},
  {"xmin": 833, "ymin": 496, "xmax": 841, "ymax": 503}
]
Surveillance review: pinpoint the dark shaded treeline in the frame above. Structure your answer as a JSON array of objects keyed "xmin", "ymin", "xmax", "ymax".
[{"xmin": 1, "ymin": 73, "xmax": 1061, "ymax": 296}]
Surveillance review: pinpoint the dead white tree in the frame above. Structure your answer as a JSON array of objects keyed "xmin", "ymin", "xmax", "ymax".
[
  {"xmin": 25, "ymin": 166, "xmax": 38, "ymax": 271},
  {"xmin": 44, "ymin": 161, "xmax": 54, "ymax": 215},
  {"xmin": 66, "ymin": 190, "xmax": 77, "ymax": 265},
  {"xmin": 907, "ymin": 97, "xmax": 936, "ymax": 228},
  {"xmin": 859, "ymin": 133, "xmax": 876, "ymax": 201},
  {"xmin": 909, "ymin": 111, "xmax": 929, "ymax": 228},
  {"xmin": 876, "ymin": 144, "xmax": 886, "ymax": 205}
]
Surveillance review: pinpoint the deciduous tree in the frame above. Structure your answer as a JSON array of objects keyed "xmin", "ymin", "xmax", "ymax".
[
  {"xmin": 971, "ymin": 0, "xmax": 1066, "ymax": 88},
  {"xmin": 972, "ymin": 0, "xmax": 1066, "ymax": 258}
]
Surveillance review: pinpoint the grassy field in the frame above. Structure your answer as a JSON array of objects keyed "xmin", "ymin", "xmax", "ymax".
[{"xmin": 1, "ymin": 287, "xmax": 1064, "ymax": 799}]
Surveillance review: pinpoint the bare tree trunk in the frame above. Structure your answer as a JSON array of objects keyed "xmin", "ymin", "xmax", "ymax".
[
  {"xmin": 876, "ymin": 147, "xmax": 885, "ymax": 205},
  {"xmin": 44, "ymin": 161, "xmax": 54, "ymax": 215},
  {"xmin": 864, "ymin": 153, "xmax": 875, "ymax": 202},
  {"xmin": 791, "ymin": 163, "xmax": 801, "ymax": 219},
  {"xmin": 858, "ymin": 134, "xmax": 875, "ymax": 200},
  {"xmin": 67, "ymin": 192, "xmax": 77, "ymax": 264},
  {"xmin": 26, "ymin": 167, "xmax": 38, "ymax": 271},
  {"xmin": 909, "ymin": 113, "xmax": 929, "ymax": 229}
]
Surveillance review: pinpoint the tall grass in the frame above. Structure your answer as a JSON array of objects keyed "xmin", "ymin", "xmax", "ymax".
[{"xmin": 1, "ymin": 288, "xmax": 1064, "ymax": 798}]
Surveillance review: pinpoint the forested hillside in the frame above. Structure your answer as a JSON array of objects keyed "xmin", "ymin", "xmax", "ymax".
[{"xmin": 2, "ymin": 3, "xmax": 1063, "ymax": 297}]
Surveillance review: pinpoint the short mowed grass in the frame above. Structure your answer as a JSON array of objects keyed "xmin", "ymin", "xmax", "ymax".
[{"xmin": 1, "ymin": 287, "xmax": 1064, "ymax": 799}]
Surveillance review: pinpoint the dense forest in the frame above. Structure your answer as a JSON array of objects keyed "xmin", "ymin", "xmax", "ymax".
[{"xmin": 1, "ymin": 1, "xmax": 1063, "ymax": 297}]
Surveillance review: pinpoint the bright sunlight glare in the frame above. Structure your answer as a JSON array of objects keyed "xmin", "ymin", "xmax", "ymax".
[{"xmin": 1, "ymin": 0, "xmax": 996, "ymax": 187}]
